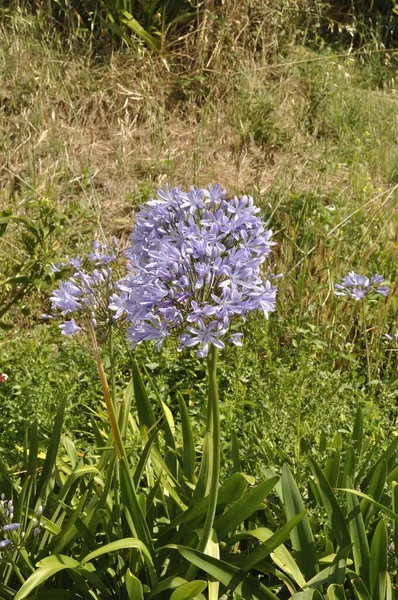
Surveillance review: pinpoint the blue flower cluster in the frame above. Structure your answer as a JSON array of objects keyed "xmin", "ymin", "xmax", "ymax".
[
  {"xmin": 110, "ymin": 185, "xmax": 278, "ymax": 357},
  {"xmin": 0, "ymin": 495, "xmax": 19, "ymax": 550},
  {"xmin": 50, "ymin": 240, "xmax": 118, "ymax": 334},
  {"xmin": 0, "ymin": 495, "xmax": 44, "ymax": 551},
  {"xmin": 334, "ymin": 272, "xmax": 389, "ymax": 301}
]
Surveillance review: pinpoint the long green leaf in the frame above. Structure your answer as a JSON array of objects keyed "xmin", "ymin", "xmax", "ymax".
[
  {"xmin": 126, "ymin": 568, "xmax": 144, "ymax": 600},
  {"xmin": 231, "ymin": 430, "xmax": 242, "ymax": 472},
  {"xmin": 369, "ymin": 519, "xmax": 388, "ymax": 600},
  {"xmin": 305, "ymin": 545, "xmax": 353, "ymax": 590},
  {"xmin": 352, "ymin": 408, "xmax": 363, "ymax": 457},
  {"xmin": 35, "ymin": 400, "xmax": 66, "ymax": 504},
  {"xmin": 132, "ymin": 359, "xmax": 156, "ymax": 431},
  {"xmin": 339, "ymin": 488, "xmax": 398, "ymax": 521},
  {"xmin": 282, "ymin": 465, "xmax": 319, "ymax": 580},
  {"xmin": 341, "ymin": 446, "xmax": 355, "ymax": 489},
  {"xmin": 360, "ymin": 460, "xmax": 387, "ymax": 524},
  {"xmin": 349, "ymin": 574, "xmax": 371, "ymax": 600},
  {"xmin": 178, "ymin": 392, "xmax": 195, "ymax": 483},
  {"xmin": 205, "ymin": 529, "xmax": 220, "ymax": 600},
  {"xmin": 291, "ymin": 590, "xmax": 323, "ymax": 599},
  {"xmin": 345, "ymin": 476, "xmax": 369, "ymax": 588},
  {"xmin": 81, "ymin": 537, "xmax": 152, "ymax": 565},
  {"xmin": 326, "ymin": 584, "xmax": 347, "ymax": 599},
  {"xmin": 170, "ymin": 580, "xmax": 207, "ymax": 600},
  {"xmin": 14, "ymin": 555, "xmax": 80, "ymax": 600},
  {"xmin": 178, "ymin": 546, "xmax": 279, "ymax": 600},
  {"xmin": 215, "ymin": 476, "xmax": 279, "ymax": 540},
  {"xmin": 308, "ymin": 457, "xmax": 351, "ymax": 550},
  {"xmin": 392, "ymin": 482, "xmax": 398, "ymax": 570},
  {"xmin": 242, "ymin": 511, "xmax": 306, "ymax": 571},
  {"xmin": 148, "ymin": 576, "xmax": 188, "ymax": 598},
  {"xmin": 122, "ymin": 10, "xmax": 160, "ymax": 51}
]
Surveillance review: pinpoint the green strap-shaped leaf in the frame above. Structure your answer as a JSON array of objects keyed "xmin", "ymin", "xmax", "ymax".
[
  {"xmin": 122, "ymin": 10, "xmax": 160, "ymax": 52},
  {"xmin": 178, "ymin": 392, "xmax": 195, "ymax": 483},
  {"xmin": 345, "ymin": 477, "xmax": 370, "ymax": 588},
  {"xmin": 326, "ymin": 584, "xmax": 347, "ymax": 599},
  {"xmin": 126, "ymin": 568, "xmax": 144, "ymax": 600},
  {"xmin": 14, "ymin": 555, "xmax": 80, "ymax": 600},
  {"xmin": 341, "ymin": 447, "xmax": 356, "ymax": 489},
  {"xmin": 160, "ymin": 471, "xmax": 250, "ymax": 540},
  {"xmin": 324, "ymin": 451, "xmax": 341, "ymax": 490},
  {"xmin": 339, "ymin": 488, "xmax": 398, "ymax": 521},
  {"xmin": 178, "ymin": 546, "xmax": 279, "ymax": 600},
  {"xmin": 305, "ymin": 545, "xmax": 353, "ymax": 590},
  {"xmin": 81, "ymin": 537, "xmax": 153, "ymax": 565},
  {"xmin": 282, "ymin": 465, "xmax": 319, "ymax": 581},
  {"xmin": 392, "ymin": 482, "xmax": 398, "ymax": 570},
  {"xmin": 215, "ymin": 476, "xmax": 279, "ymax": 540},
  {"xmin": 170, "ymin": 580, "xmax": 207, "ymax": 600},
  {"xmin": 148, "ymin": 576, "xmax": 188, "ymax": 598},
  {"xmin": 28, "ymin": 592, "xmax": 83, "ymax": 600},
  {"xmin": 132, "ymin": 359, "xmax": 156, "ymax": 431},
  {"xmin": 242, "ymin": 511, "xmax": 306, "ymax": 571},
  {"xmin": 352, "ymin": 408, "xmax": 363, "ymax": 457},
  {"xmin": 369, "ymin": 519, "xmax": 388, "ymax": 600},
  {"xmin": 360, "ymin": 460, "xmax": 387, "ymax": 524},
  {"xmin": 35, "ymin": 400, "xmax": 66, "ymax": 504},
  {"xmin": 231, "ymin": 430, "xmax": 242, "ymax": 472},
  {"xmin": 308, "ymin": 457, "xmax": 351, "ymax": 550},
  {"xmin": 349, "ymin": 574, "xmax": 371, "ymax": 600},
  {"xmin": 291, "ymin": 590, "xmax": 323, "ymax": 599}
]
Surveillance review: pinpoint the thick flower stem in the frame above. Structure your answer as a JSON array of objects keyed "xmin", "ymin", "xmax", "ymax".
[
  {"xmin": 362, "ymin": 301, "xmax": 371, "ymax": 384},
  {"xmin": 198, "ymin": 344, "xmax": 220, "ymax": 553}
]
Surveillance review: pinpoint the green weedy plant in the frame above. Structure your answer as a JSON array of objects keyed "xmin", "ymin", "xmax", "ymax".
[
  {"xmin": 11, "ymin": 0, "xmax": 199, "ymax": 51},
  {"xmin": 0, "ymin": 201, "xmax": 68, "ymax": 326}
]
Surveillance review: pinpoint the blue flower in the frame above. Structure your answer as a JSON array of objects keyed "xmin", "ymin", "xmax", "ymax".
[
  {"xmin": 334, "ymin": 272, "xmax": 389, "ymax": 301},
  {"xmin": 111, "ymin": 185, "xmax": 279, "ymax": 356},
  {"xmin": 60, "ymin": 319, "xmax": 82, "ymax": 336},
  {"xmin": 50, "ymin": 240, "xmax": 119, "ymax": 335}
]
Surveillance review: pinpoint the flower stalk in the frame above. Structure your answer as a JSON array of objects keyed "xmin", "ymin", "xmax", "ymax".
[{"xmin": 198, "ymin": 344, "xmax": 220, "ymax": 554}]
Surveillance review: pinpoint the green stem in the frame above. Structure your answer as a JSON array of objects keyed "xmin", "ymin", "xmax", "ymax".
[
  {"xmin": 108, "ymin": 320, "xmax": 117, "ymax": 410},
  {"xmin": 362, "ymin": 301, "xmax": 371, "ymax": 385},
  {"xmin": 198, "ymin": 344, "xmax": 220, "ymax": 553}
]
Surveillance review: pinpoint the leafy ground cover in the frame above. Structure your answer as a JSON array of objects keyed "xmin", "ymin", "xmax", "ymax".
[{"xmin": 0, "ymin": 2, "xmax": 398, "ymax": 598}]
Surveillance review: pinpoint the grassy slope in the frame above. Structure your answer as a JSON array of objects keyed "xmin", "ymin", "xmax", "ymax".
[{"xmin": 0, "ymin": 6, "xmax": 397, "ymax": 470}]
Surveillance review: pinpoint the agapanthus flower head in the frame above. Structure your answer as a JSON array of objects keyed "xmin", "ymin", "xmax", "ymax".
[
  {"xmin": 110, "ymin": 184, "xmax": 278, "ymax": 357},
  {"xmin": 334, "ymin": 272, "xmax": 389, "ymax": 301},
  {"xmin": 50, "ymin": 239, "xmax": 120, "ymax": 336}
]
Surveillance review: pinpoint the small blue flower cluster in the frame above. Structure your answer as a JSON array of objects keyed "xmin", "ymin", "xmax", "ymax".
[
  {"xmin": 0, "ymin": 495, "xmax": 19, "ymax": 549},
  {"xmin": 0, "ymin": 495, "xmax": 43, "ymax": 551},
  {"xmin": 50, "ymin": 240, "xmax": 118, "ymax": 335},
  {"xmin": 334, "ymin": 272, "xmax": 389, "ymax": 301},
  {"xmin": 110, "ymin": 185, "xmax": 278, "ymax": 357}
]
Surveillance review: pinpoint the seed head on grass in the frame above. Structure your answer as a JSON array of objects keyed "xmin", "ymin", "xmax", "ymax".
[
  {"xmin": 110, "ymin": 184, "xmax": 279, "ymax": 357},
  {"xmin": 334, "ymin": 272, "xmax": 389, "ymax": 301}
]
